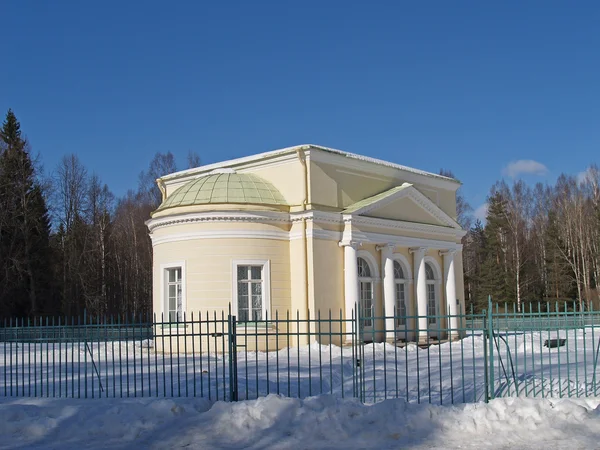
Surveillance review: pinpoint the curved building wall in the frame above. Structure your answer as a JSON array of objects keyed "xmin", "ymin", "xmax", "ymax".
[{"xmin": 152, "ymin": 221, "xmax": 292, "ymax": 318}]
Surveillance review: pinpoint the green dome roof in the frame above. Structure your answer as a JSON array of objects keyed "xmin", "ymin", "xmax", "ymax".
[{"xmin": 156, "ymin": 170, "xmax": 288, "ymax": 211}]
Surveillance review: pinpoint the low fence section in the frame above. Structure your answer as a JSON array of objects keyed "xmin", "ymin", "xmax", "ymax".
[{"xmin": 0, "ymin": 300, "xmax": 599, "ymax": 405}]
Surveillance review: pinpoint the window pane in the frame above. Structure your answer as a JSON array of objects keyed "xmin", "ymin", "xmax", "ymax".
[
  {"xmin": 396, "ymin": 283, "xmax": 406, "ymax": 326},
  {"xmin": 252, "ymin": 293, "xmax": 262, "ymax": 310},
  {"xmin": 393, "ymin": 261, "xmax": 404, "ymax": 279},
  {"xmin": 425, "ymin": 263, "xmax": 434, "ymax": 280},
  {"xmin": 427, "ymin": 284, "xmax": 435, "ymax": 301},
  {"xmin": 360, "ymin": 281, "xmax": 373, "ymax": 327},
  {"xmin": 427, "ymin": 284, "xmax": 436, "ymax": 324},
  {"xmin": 357, "ymin": 258, "xmax": 371, "ymax": 278},
  {"xmin": 238, "ymin": 282, "xmax": 248, "ymax": 296},
  {"xmin": 237, "ymin": 265, "xmax": 265, "ymax": 322},
  {"xmin": 250, "ymin": 266, "xmax": 262, "ymax": 280},
  {"xmin": 166, "ymin": 267, "xmax": 183, "ymax": 321}
]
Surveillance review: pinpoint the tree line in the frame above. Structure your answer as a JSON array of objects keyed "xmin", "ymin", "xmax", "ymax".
[
  {"xmin": 454, "ymin": 167, "xmax": 600, "ymax": 313},
  {"xmin": 1, "ymin": 109, "xmax": 598, "ymax": 318},
  {"xmin": 0, "ymin": 109, "xmax": 198, "ymax": 318}
]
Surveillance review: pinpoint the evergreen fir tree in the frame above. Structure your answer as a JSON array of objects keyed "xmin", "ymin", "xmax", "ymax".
[
  {"xmin": 480, "ymin": 192, "xmax": 512, "ymax": 305},
  {"xmin": 0, "ymin": 109, "xmax": 56, "ymax": 316}
]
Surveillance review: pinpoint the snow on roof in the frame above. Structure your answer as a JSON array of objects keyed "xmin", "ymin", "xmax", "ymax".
[{"xmin": 159, "ymin": 144, "xmax": 461, "ymax": 185}]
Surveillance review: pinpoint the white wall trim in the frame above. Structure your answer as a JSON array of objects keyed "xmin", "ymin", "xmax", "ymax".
[
  {"xmin": 357, "ymin": 249, "xmax": 380, "ymax": 281},
  {"xmin": 159, "ymin": 261, "xmax": 186, "ymax": 319},
  {"xmin": 147, "ymin": 211, "xmax": 290, "ymax": 232},
  {"xmin": 349, "ymin": 214, "xmax": 465, "ymax": 238},
  {"xmin": 151, "ymin": 230, "xmax": 290, "ymax": 246},
  {"xmin": 147, "ymin": 208, "xmax": 464, "ymax": 242},
  {"xmin": 231, "ymin": 259, "xmax": 271, "ymax": 320},
  {"xmin": 151, "ymin": 226, "xmax": 461, "ymax": 251},
  {"xmin": 353, "ymin": 231, "xmax": 462, "ymax": 251},
  {"xmin": 290, "ymin": 210, "xmax": 342, "ymax": 224}
]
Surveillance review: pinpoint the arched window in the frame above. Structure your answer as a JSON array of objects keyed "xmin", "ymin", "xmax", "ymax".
[
  {"xmin": 358, "ymin": 257, "xmax": 372, "ymax": 278},
  {"xmin": 394, "ymin": 261, "xmax": 407, "ymax": 327},
  {"xmin": 425, "ymin": 262, "xmax": 437, "ymax": 324},
  {"xmin": 357, "ymin": 257, "xmax": 374, "ymax": 329}
]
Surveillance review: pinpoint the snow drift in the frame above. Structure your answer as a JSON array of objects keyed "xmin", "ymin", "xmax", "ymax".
[{"xmin": 1, "ymin": 395, "xmax": 599, "ymax": 449}]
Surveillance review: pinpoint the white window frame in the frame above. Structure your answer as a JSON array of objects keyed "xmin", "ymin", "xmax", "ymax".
[
  {"xmin": 393, "ymin": 260, "xmax": 408, "ymax": 327},
  {"xmin": 423, "ymin": 258, "xmax": 442, "ymax": 327},
  {"xmin": 357, "ymin": 255, "xmax": 375, "ymax": 330},
  {"xmin": 232, "ymin": 259, "xmax": 271, "ymax": 323},
  {"xmin": 160, "ymin": 261, "xmax": 186, "ymax": 322}
]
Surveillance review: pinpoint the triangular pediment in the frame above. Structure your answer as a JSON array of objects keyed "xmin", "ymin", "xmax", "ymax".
[{"xmin": 343, "ymin": 183, "xmax": 461, "ymax": 229}]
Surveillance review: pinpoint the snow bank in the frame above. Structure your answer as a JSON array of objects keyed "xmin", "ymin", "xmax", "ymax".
[{"xmin": 1, "ymin": 395, "xmax": 599, "ymax": 449}]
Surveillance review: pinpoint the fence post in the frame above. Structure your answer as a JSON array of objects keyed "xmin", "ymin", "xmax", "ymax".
[
  {"xmin": 487, "ymin": 295, "xmax": 495, "ymax": 402},
  {"xmin": 354, "ymin": 302, "xmax": 364, "ymax": 403},
  {"xmin": 228, "ymin": 313, "xmax": 238, "ymax": 402}
]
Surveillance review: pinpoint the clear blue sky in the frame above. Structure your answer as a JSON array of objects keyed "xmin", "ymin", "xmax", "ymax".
[{"xmin": 2, "ymin": 1, "xmax": 599, "ymax": 220}]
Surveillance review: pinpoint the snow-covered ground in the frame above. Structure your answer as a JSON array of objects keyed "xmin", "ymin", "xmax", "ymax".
[
  {"xmin": 2, "ymin": 328, "xmax": 600, "ymax": 448},
  {"xmin": 1, "ymin": 394, "xmax": 600, "ymax": 449}
]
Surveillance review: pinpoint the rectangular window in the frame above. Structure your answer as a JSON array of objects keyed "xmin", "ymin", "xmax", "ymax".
[
  {"xmin": 360, "ymin": 281, "xmax": 373, "ymax": 327},
  {"xmin": 395, "ymin": 283, "xmax": 406, "ymax": 327},
  {"xmin": 166, "ymin": 267, "xmax": 183, "ymax": 322},
  {"xmin": 427, "ymin": 284, "xmax": 436, "ymax": 324},
  {"xmin": 237, "ymin": 265, "xmax": 264, "ymax": 322}
]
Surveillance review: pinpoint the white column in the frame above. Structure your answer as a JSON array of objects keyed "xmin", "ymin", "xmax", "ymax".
[
  {"xmin": 341, "ymin": 241, "xmax": 360, "ymax": 338},
  {"xmin": 410, "ymin": 247, "xmax": 428, "ymax": 343},
  {"xmin": 377, "ymin": 244, "xmax": 396, "ymax": 341},
  {"xmin": 441, "ymin": 249, "xmax": 458, "ymax": 339}
]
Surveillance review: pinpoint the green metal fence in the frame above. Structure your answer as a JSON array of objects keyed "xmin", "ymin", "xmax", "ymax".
[{"xmin": 1, "ymin": 299, "xmax": 599, "ymax": 404}]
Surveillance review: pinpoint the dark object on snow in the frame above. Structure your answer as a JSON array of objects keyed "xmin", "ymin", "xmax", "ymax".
[{"xmin": 544, "ymin": 338, "xmax": 566, "ymax": 348}]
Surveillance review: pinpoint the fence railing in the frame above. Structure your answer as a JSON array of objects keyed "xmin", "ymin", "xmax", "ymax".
[{"xmin": 1, "ymin": 299, "xmax": 600, "ymax": 405}]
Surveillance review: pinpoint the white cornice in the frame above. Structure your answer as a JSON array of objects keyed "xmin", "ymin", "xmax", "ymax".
[
  {"xmin": 146, "ymin": 211, "xmax": 290, "ymax": 232},
  {"xmin": 291, "ymin": 210, "xmax": 342, "ymax": 224},
  {"xmin": 349, "ymin": 215, "xmax": 466, "ymax": 238},
  {"xmin": 351, "ymin": 231, "xmax": 462, "ymax": 251},
  {"xmin": 150, "ymin": 226, "xmax": 460, "ymax": 251},
  {"xmin": 146, "ymin": 209, "xmax": 464, "ymax": 246},
  {"xmin": 151, "ymin": 230, "xmax": 290, "ymax": 246}
]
